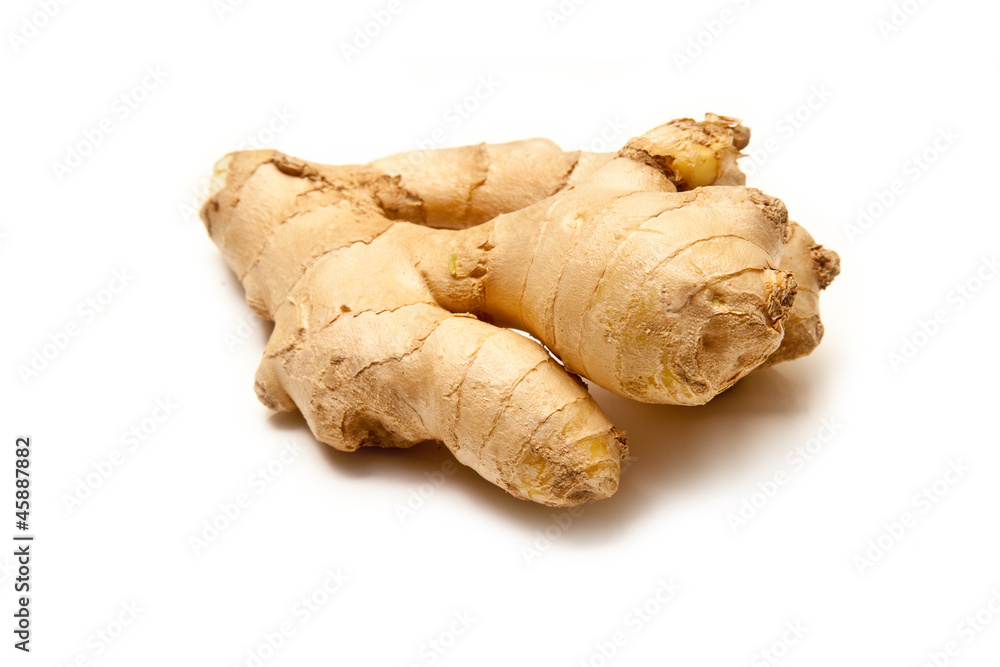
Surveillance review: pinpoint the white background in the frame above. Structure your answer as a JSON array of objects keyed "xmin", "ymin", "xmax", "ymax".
[{"xmin": 3, "ymin": 0, "xmax": 1000, "ymax": 665}]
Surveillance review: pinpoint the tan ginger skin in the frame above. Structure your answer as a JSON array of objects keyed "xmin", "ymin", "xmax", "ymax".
[{"xmin": 201, "ymin": 114, "xmax": 840, "ymax": 507}]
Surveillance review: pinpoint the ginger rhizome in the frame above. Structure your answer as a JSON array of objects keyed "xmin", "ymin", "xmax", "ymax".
[{"xmin": 201, "ymin": 114, "xmax": 840, "ymax": 507}]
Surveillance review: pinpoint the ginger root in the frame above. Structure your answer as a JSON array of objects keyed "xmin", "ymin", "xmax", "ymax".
[{"xmin": 201, "ymin": 113, "xmax": 839, "ymax": 507}]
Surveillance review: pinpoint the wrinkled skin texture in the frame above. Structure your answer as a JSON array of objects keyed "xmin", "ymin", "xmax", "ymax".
[{"xmin": 201, "ymin": 114, "xmax": 839, "ymax": 506}]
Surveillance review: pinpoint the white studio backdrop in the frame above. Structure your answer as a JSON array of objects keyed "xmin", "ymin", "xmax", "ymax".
[{"xmin": 3, "ymin": 1, "xmax": 999, "ymax": 666}]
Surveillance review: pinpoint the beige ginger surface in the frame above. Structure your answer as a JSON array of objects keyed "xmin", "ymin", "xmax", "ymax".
[{"xmin": 201, "ymin": 114, "xmax": 839, "ymax": 506}]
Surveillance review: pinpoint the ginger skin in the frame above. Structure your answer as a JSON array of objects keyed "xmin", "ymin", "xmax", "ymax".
[{"xmin": 201, "ymin": 114, "xmax": 839, "ymax": 507}]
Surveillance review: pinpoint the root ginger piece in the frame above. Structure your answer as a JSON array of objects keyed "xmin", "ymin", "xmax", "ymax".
[
  {"xmin": 367, "ymin": 114, "xmax": 837, "ymax": 367},
  {"xmin": 370, "ymin": 138, "xmax": 585, "ymax": 229},
  {"xmin": 763, "ymin": 221, "xmax": 841, "ymax": 365},
  {"xmin": 618, "ymin": 113, "xmax": 750, "ymax": 190},
  {"xmin": 205, "ymin": 152, "xmax": 627, "ymax": 507},
  {"xmin": 201, "ymin": 114, "xmax": 838, "ymax": 506}
]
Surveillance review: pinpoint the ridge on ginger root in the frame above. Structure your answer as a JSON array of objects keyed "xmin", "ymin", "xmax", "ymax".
[{"xmin": 200, "ymin": 113, "xmax": 840, "ymax": 507}]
